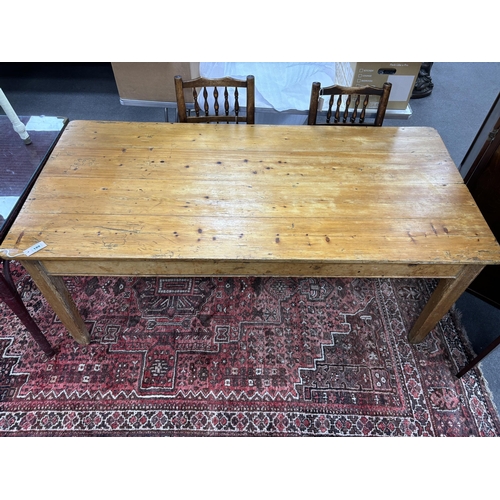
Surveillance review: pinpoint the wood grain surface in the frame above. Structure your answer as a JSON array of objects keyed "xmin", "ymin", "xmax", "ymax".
[{"xmin": 2, "ymin": 121, "xmax": 500, "ymax": 273}]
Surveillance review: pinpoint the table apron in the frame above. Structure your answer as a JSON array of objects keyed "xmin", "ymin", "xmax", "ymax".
[{"xmin": 35, "ymin": 259, "xmax": 465, "ymax": 279}]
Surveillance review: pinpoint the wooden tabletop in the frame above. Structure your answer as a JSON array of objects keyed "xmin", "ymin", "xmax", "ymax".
[{"xmin": 2, "ymin": 120, "xmax": 500, "ymax": 273}]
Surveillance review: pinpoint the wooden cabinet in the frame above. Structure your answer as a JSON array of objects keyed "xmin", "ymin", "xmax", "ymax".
[{"xmin": 461, "ymin": 93, "xmax": 500, "ymax": 308}]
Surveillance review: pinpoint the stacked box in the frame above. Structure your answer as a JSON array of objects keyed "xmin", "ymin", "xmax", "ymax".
[
  {"xmin": 111, "ymin": 63, "xmax": 200, "ymax": 104},
  {"xmin": 335, "ymin": 62, "xmax": 421, "ymax": 109}
]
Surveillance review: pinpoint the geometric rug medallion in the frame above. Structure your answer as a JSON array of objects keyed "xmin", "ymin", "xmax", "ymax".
[{"xmin": 1, "ymin": 262, "xmax": 499, "ymax": 436}]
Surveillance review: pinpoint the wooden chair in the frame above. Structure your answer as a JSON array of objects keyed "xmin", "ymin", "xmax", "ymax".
[
  {"xmin": 307, "ymin": 82, "xmax": 392, "ymax": 126},
  {"xmin": 174, "ymin": 75, "xmax": 255, "ymax": 124}
]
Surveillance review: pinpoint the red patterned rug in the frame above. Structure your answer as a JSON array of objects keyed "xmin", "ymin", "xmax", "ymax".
[{"xmin": 1, "ymin": 262, "xmax": 499, "ymax": 436}]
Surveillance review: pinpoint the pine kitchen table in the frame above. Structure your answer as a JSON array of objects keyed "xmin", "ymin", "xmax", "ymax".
[{"xmin": 1, "ymin": 120, "xmax": 499, "ymax": 346}]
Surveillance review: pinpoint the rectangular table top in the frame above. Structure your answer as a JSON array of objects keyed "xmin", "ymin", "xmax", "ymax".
[{"xmin": 2, "ymin": 120, "xmax": 500, "ymax": 271}]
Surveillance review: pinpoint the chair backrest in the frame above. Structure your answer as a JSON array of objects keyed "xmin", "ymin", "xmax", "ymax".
[
  {"xmin": 174, "ymin": 75, "xmax": 255, "ymax": 124},
  {"xmin": 307, "ymin": 82, "xmax": 392, "ymax": 126}
]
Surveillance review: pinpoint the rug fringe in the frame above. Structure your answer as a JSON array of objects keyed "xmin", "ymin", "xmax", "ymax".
[{"xmin": 450, "ymin": 304, "xmax": 477, "ymax": 356}]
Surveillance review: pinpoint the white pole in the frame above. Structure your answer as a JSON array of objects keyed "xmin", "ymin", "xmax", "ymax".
[{"xmin": 0, "ymin": 88, "xmax": 31, "ymax": 144}]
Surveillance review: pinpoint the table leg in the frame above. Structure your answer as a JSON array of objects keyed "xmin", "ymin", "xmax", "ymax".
[
  {"xmin": 1, "ymin": 261, "xmax": 55, "ymax": 357},
  {"xmin": 408, "ymin": 264, "xmax": 484, "ymax": 344},
  {"xmin": 21, "ymin": 260, "xmax": 91, "ymax": 345}
]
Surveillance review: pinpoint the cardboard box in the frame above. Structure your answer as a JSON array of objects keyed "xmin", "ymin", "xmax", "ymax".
[
  {"xmin": 335, "ymin": 62, "xmax": 421, "ymax": 109},
  {"xmin": 111, "ymin": 63, "xmax": 200, "ymax": 104}
]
